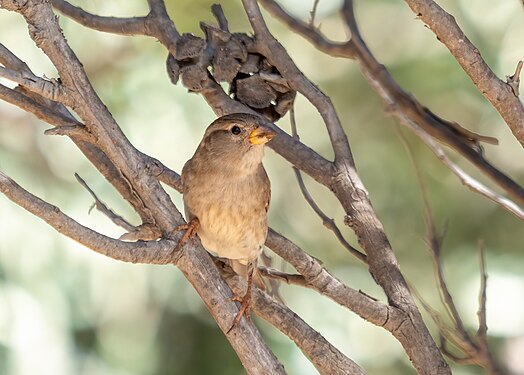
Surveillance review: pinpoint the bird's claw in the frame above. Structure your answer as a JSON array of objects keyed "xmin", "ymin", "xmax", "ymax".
[
  {"xmin": 174, "ymin": 218, "xmax": 200, "ymax": 251},
  {"xmin": 227, "ymin": 291, "xmax": 252, "ymax": 333}
]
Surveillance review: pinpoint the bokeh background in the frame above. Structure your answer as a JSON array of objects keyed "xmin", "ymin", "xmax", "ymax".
[{"xmin": 1, "ymin": 0, "xmax": 524, "ymax": 374}]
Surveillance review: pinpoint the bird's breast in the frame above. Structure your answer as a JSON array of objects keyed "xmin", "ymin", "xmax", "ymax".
[{"xmin": 183, "ymin": 172, "xmax": 268, "ymax": 262}]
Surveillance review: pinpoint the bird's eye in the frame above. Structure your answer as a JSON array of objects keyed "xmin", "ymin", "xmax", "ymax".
[{"xmin": 231, "ymin": 125, "xmax": 241, "ymax": 135}]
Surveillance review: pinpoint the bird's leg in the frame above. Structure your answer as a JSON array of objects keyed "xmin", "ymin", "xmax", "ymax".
[
  {"xmin": 227, "ymin": 259, "xmax": 256, "ymax": 333},
  {"xmin": 174, "ymin": 218, "xmax": 200, "ymax": 250}
]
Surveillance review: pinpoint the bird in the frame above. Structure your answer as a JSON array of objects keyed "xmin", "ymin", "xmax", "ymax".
[{"xmin": 178, "ymin": 112, "xmax": 276, "ymax": 331}]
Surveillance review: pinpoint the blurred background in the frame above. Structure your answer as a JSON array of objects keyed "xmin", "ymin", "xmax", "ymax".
[{"xmin": 1, "ymin": 0, "xmax": 524, "ymax": 374}]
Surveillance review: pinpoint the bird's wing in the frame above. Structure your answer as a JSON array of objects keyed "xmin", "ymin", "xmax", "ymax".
[{"xmin": 259, "ymin": 165, "xmax": 271, "ymax": 213}]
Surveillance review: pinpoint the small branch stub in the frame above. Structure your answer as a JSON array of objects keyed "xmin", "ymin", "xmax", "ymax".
[{"xmin": 506, "ymin": 60, "xmax": 523, "ymax": 97}]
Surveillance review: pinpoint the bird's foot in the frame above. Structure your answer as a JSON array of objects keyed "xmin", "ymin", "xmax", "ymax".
[
  {"xmin": 227, "ymin": 291, "xmax": 252, "ymax": 333},
  {"xmin": 174, "ymin": 218, "xmax": 199, "ymax": 250}
]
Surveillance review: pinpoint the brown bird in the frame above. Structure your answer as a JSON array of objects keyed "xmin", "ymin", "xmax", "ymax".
[{"xmin": 179, "ymin": 113, "xmax": 276, "ymax": 331}]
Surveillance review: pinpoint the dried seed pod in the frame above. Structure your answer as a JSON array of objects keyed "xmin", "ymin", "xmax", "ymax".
[
  {"xmin": 201, "ymin": 22, "xmax": 231, "ymax": 44},
  {"xmin": 166, "ymin": 53, "xmax": 180, "ymax": 85},
  {"xmin": 240, "ymin": 54, "xmax": 260, "ymax": 74},
  {"xmin": 232, "ymin": 33, "xmax": 255, "ymax": 52},
  {"xmin": 257, "ymin": 106, "xmax": 280, "ymax": 122},
  {"xmin": 224, "ymin": 37, "xmax": 247, "ymax": 62},
  {"xmin": 259, "ymin": 58, "xmax": 274, "ymax": 73},
  {"xmin": 235, "ymin": 75, "xmax": 277, "ymax": 109},
  {"xmin": 213, "ymin": 49, "xmax": 241, "ymax": 83},
  {"xmin": 180, "ymin": 65, "xmax": 208, "ymax": 92},
  {"xmin": 176, "ymin": 33, "xmax": 205, "ymax": 61},
  {"xmin": 265, "ymin": 79, "xmax": 290, "ymax": 94},
  {"xmin": 275, "ymin": 91, "xmax": 296, "ymax": 116}
]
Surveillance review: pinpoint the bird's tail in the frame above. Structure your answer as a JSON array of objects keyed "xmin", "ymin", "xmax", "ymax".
[{"xmin": 230, "ymin": 259, "xmax": 266, "ymax": 291}]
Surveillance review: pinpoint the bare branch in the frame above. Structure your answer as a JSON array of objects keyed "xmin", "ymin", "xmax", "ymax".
[
  {"xmin": 506, "ymin": 60, "xmax": 523, "ymax": 97},
  {"xmin": 404, "ymin": 0, "xmax": 524, "ymax": 148},
  {"xmin": 427, "ymin": 226, "xmax": 471, "ymax": 345},
  {"xmin": 50, "ymin": 0, "xmax": 148, "ymax": 35},
  {"xmin": 258, "ymin": 266, "xmax": 308, "ymax": 287},
  {"xmin": 309, "ymin": 0, "xmax": 320, "ymax": 27},
  {"xmin": 217, "ymin": 262, "xmax": 367, "ymax": 375},
  {"xmin": 0, "ymin": 66, "xmax": 70, "ymax": 104},
  {"xmin": 242, "ymin": 0, "xmax": 354, "ymax": 167},
  {"xmin": 266, "ymin": 230, "xmax": 400, "ymax": 328},
  {"xmin": 0, "ymin": 171, "xmax": 178, "ymax": 264},
  {"xmin": 289, "ymin": 109, "xmax": 366, "ymax": 262},
  {"xmin": 402, "ymin": 117, "xmax": 524, "ymax": 221},
  {"xmin": 0, "ymin": 42, "xmax": 31, "ymax": 73},
  {"xmin": 51, "ymin": 0, "xmax": 179, "ymax": 53},
  {"xmin": 74, "ymin": 173, "xmax": 135, "ymax": 232},
  {"xmin": 0, "ymin": 84, "xmax": 79, "ymax": 127},
  {"xmin": 260, "ymin": 0, "xmax": 524, "ymax": 212}
]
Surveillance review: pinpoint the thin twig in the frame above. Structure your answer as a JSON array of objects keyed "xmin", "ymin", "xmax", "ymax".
[
  {"xmin": 74, "ymin": 173, "xmax": 135, "ymax": 232},
  {"xmin": 211, "ymin": 4, "xmax": 229, "ymax": 32},
  {"xmin": 402, "ymin": 116, "xmax": 524, "ymax": 221},
  {"xmin": 427, "ymin": 227, "xmax": 471, "ymax": 344},
  {"xmin": 476, "ymin": 240, "xmax": 488, "ymax": 342},
  {"xmin": 309, "ymin": 0, "xmax": 320, "ymax": 27},
  {"xmin": 289, "ymin": 108, "xmax": 367, "ymax": 263}
]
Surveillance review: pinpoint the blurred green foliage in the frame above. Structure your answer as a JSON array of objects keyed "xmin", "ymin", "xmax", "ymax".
[{"xmin": 1, "ymin": 0, "xmax": 524, "ymax": 374}]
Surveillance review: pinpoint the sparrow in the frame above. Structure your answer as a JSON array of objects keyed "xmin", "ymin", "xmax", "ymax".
[{"xmin": 178, "ymin": 113, "xmax": 276, "ymax": 331}]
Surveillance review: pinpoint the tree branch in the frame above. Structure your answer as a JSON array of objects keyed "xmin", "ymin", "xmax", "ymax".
[
  {"xmin": 404, "ymin": 0, "xmax": 524, "ymax": 148},
  {"xmin": 260, "ymin": 0, "xmax": 524, "ymax": 211},
  {"xmin": 242, "ymin": 0, "xmax": 354, "ymax": 167},
  {"xmin": 51, "ymin": 0, "xmax": 180, "ymax": 54},
  {"xmin": 218, "ymin": 262, "xmax": 367, "ymax": 375},
  {"xmin": 0, "ymin": 2, "xmax": 289, "ymax": 372},
  {"xmin": 245, "ymin": 1, "xmax": 451, "ymax": 373},
  {"xmin": 0, "ymin": 171, "xmax": 178, "ymax": 264},
  {"xmin": 398, "ymin": 114, "xmax": 524, "ymax": 221},
  {"xmin": 289, "ymin": 108, "xmax": 366, "ymax": 262},
  {"xmin": 51, "ymin": 0, "xmax": 148, "ymax": 35}
]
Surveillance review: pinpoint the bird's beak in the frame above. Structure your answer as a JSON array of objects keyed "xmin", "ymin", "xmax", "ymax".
[{"xmin": 249, "ymin": 125, "xmax": 277, "ymax": 145}]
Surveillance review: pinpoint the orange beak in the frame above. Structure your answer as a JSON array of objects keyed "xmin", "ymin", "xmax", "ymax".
[{"xmin": 249, "ymin": 125, "xmax": 277, "ymax": 145}]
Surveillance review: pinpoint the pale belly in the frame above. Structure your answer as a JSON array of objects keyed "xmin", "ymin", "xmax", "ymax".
[{"xmin": 184, "ymin": 180, "xmax": 268, "ymax": 264}]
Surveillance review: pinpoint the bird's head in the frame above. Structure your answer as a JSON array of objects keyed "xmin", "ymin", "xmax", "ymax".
[{"xmin": 197, "ymin": 113, "xmax": 276, "ymax": 172}]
